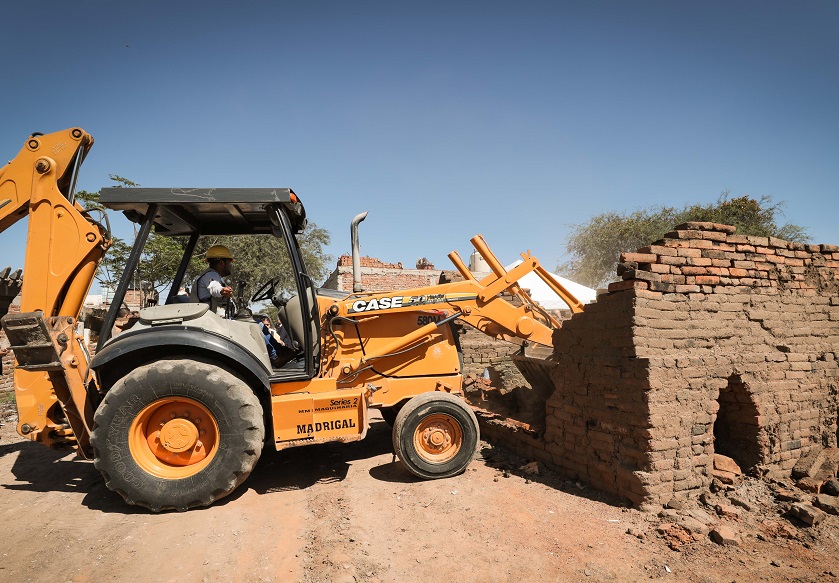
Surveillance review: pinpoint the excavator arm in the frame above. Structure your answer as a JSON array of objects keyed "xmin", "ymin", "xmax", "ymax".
[
  {"xmin": 0, "ymin": 128, "xmax": 111, "ymax": 455},
  {"xmin": 0, "ymin": 128, "xmax": 108, "ymax": 316}
]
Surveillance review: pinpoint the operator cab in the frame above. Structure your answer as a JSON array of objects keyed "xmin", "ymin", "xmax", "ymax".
[{"xmin": 97, "ymin": 187, "xmax": 324, "ymax": 379}]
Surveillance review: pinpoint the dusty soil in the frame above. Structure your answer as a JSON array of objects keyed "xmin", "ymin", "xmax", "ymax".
[{"xmin": 0, "ymin": 401, "xmax": 837, "ymax": 582}]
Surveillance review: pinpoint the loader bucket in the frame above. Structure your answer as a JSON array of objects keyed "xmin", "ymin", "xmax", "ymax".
[{"xmin": 510, "ymin": 344, "xmax": 558, "ymax": 401}]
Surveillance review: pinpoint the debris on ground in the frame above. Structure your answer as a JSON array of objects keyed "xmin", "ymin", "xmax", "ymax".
[{"xmin": 645, "ymin": 466, "xmax": 839, "ymax": 561}]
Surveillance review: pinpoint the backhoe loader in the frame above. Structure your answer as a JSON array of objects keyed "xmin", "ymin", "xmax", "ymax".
[{"xmin": 0, "ymin": 128, "xmax": 584, "ymax": 512}]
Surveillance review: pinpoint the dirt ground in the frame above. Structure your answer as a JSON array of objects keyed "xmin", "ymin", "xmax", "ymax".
[{"xmin": 0, "ymin": 403, "xmax": 837, "ymax": 583}]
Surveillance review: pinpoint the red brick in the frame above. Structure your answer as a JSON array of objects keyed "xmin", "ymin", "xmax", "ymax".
[
  {"xmin": 675, "ymin": 284, "xmax": 701, "ymax": 293},
  {"xmin": 620, "ymin": 252, "xmax": 658, "ymax": 263},
  {"xmin": 608, "ymin": 280, "xmax": 650, "ymax": 292},
  {"xmin": 687, "ymin": 257, "xmax": 713, "ymax": 266},
  {"xmin": 673, "ymin": 221, "xmax": 736, "ymax": 233},
  {"xmin": 676, "ymin": 248, "xmax": 702, "ymax": 258},
  {"xmin": 701, "ymin": 231, "xmax": 728, "ymax": 242},
  {"xmin": 665, "ymin": 229, "xmax": 704, "ymax": 239},
  {"xmin": 647, "ymin": 245, "xmax": 678, "ymax": 256}
]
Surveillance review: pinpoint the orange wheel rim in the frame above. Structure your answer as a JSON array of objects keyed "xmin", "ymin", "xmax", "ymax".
[
  {"xmin": 128, "ymin": 397, "xmax": 219, "ymax": 479},
  {"xmin": 413, "ymin": 413, "xmax": 463, "ymax": 463}
]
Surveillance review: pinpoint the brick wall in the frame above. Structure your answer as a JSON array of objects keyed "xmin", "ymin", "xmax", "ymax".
[
  {"xmin": 336, "ymin": 256, "xmax": 403, "ymax": 269},
  {"xmin": 460, "ymin": 330, "xmax": 526, "ymax": 386},
  {"xmin": 322, "ymin": 256, "xmax": 442, "ymax": 293},
  {"xmin": 484, "ymin": 222, "xmax": 839, "ymax": 508},
  {"xmin": 0, "ymin": 302, "xmax": 20, "ymax": 393},
  {"xmin": 0, "ymin": 349, "xmax": 14, "ymax": 393}
]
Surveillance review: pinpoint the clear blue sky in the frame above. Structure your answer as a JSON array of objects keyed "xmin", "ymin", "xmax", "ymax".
[{"xmin": 2, "ymin": 1, "xmax": 837, "ymax": 289}]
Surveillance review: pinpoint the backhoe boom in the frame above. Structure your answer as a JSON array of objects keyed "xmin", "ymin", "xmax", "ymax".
[{"xmin": 0, "ymin": 128, "xmax": 111, "ymax": 454}]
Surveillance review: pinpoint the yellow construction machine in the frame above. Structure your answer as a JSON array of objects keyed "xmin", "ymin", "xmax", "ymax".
[{"xmin": 0, "ymin": 128, "xmax": 584, "ymax": 511}]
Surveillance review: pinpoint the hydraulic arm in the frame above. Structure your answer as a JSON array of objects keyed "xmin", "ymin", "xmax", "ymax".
[
  {"xmin": 317, "ymin": 234, "xmax": 584, "ymax": 397},
  {"xmin": 0, "ymin": 128, "xmax": 111, "ymax": 454}
]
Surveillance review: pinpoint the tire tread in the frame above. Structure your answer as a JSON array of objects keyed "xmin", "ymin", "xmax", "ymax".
[{"xmin": 91, "ymin": 359, "xmax": 264, "ymax": 512}]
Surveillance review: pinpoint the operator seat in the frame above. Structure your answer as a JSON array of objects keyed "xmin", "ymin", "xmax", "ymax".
[
  {"xmin": 277, "ymin": 287, "xmax": 348, "ymax": 368},
  {"xmin": 276, "ymin": 284, "xmax": 319, "ymax": 367}
]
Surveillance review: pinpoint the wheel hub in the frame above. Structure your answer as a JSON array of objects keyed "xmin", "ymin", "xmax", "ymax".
[
  {"xmin": 414, "ymin": 413, "xmax": 463, "ymax": 463},
  {"xmin": 130, "ymin": 397, "xmax": 218, "ymax": 476},
  {"xmin": 159, "ymin": 418, "xmax": 199, "ymax": 453},
  {"xmin": 422, "ymin": 424, "xmax": 453, "ymax": 452}
]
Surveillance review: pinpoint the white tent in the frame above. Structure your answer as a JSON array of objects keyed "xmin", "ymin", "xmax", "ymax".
[{"xmin": 503, "ymin": 260, "xmax": 597, "ymax": 310}]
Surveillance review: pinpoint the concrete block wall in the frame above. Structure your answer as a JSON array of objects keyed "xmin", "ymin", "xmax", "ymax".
[{"xmin": 485, "ymin": 222, "xmax": 839, "ymax": 508}]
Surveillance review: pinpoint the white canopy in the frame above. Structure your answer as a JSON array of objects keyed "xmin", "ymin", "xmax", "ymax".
[{"xmin": 504, "ymin": 260, "xmax": 597, "ymax": 310}]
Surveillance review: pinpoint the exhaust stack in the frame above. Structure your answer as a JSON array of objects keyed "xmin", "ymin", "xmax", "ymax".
[{"xmin": 351, "ymin": 211, "xmax": 368, "ymax": 293}]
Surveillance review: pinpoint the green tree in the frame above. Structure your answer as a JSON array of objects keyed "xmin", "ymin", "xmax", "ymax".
[
  {"xmin": 96, "ymin": 237, "xmax": 132, "ymax": 291},
  {"xmin": 188, "ymin": 223, "xmax": 332, "ymax": 302},
  {"xmin": 79, "ymin": 176, "xmax": 192, "ymax": 305},
  {"xmin": 559, "ymin": 193, "xmax": 808, "ymax": 289},
  {"xmin": 78, "ymin": 176, "xmax": 137, "ymax": 294}
]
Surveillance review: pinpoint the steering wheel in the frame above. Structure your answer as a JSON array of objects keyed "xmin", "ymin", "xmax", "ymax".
[{"xmin": 250, "ymin": 278, "xmax": 278, "ymax": 303}]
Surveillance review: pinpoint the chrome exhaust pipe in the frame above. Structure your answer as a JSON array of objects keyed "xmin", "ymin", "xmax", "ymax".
[{"xmin": 351, "ymin": 211, "xmax": 368, "ymax": 293}]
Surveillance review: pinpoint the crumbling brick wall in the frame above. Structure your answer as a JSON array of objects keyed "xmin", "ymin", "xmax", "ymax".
[
  {"xmin": 322, "ymin": 256, "xmax": 441, "ymax": 293},
  {"xmin": 484, "ymin": 222, "xmax": 839, "ymax": 508},
  {"xmin": 460, "ymin": 331, "xmax": 527, "ymax": 387}
]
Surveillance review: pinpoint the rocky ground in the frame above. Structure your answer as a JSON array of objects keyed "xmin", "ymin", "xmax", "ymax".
[{"xmin": 0, "ymin": 396, "xmax": 837, "ymax": 582}]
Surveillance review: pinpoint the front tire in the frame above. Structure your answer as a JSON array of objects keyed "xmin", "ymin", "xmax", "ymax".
[
  {"xmin": 91, "ymin": 359, "xmax": 264, "ymax": 512},
  {"xmin": 392, "ymin": 392, "xmax": 479, "ymax": 480}
]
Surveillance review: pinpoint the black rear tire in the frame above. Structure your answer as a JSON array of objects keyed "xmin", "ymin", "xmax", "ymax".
[
  {"xmin": 91, "ymin": 359, "xmax": 264, "ymax": 512},
  {"xmin": 392, "ymin": 392, "xmax": 479, "ymax": 480}
]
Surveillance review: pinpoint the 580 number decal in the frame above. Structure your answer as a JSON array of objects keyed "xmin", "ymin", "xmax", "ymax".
[{"xmin": 417, "ymin": 314, "xmax": 444, "ymax": 326}]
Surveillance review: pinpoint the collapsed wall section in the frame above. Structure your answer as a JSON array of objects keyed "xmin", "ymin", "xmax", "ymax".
[{"xmin": 497, "ymin": 222, "xmax": 839, "ymax": 508}]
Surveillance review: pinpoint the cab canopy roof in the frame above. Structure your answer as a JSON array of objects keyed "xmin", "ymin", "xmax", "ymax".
[{"xmin": 98, "ymin": 187, "xmax": 306, "ymax": 237}]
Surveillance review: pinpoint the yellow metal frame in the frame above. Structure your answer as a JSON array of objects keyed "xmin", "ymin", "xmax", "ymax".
[
  {"xmin": 0, "ymin": 129, "xmax": 111, "ymax": 454},
  {"xmin": 1, "ymin": 128, "xmax": 586, "ymax": 461},
  {"xmin": 268, "ymin": 234, "xmax": 584, "ymax": 449}
]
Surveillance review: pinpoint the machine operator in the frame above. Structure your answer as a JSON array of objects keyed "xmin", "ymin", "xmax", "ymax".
[{"xmin": 189, "ymin": 245, "xmax": 234, "ymax": 313}]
